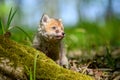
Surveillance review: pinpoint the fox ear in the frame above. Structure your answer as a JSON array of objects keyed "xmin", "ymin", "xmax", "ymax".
[{"xmin": 41, "ymin": 14, "xmax": 50, "ymax": 24}]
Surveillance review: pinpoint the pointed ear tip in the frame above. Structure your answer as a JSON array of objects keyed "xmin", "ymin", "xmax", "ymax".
[
  {"xmin": 42, "ymin": 14, "xmax": 48, "ymax": 17},
  {"xmin": 41, "ymin": 14, "xmax": 50, "ymax": 23}
]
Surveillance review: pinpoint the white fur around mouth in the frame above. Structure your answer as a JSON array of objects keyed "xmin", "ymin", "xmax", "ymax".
[{"xmin": 56, "ymin": 35, "xmax": 64, "ymax": 39}]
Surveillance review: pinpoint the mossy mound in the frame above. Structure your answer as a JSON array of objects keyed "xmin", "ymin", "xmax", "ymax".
[{"xmin": 0, "ymin": 35, "xmax": 93, "ymax": 80}]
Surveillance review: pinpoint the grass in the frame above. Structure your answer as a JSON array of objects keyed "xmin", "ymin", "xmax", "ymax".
[
  {"xmin": 64, "ymin": 21, "xmax": 120, "ymax": 69},
  {"xmin": 64, "ymin": 27, "xmax": 102, "ymax": 51},
  {"xmin": 25, "ymin": 66, "xmax": 33, "ymax": 80},
  {"xmin": 33, "ymin": 52, "xmax": 39, "ymax": 80},
  {"xmin": 0, "ymin": 18, "xmax": 4, "ymax": 34},
  {"xmin": 0, "ymin": 8, "xmax": 32, "ymax": 43},
  {"xmin": 105, "ymin": 46, "xmax": 115, "ymax": 68},
  {"xmin": 6, "ymin": 8, "xmax": 17, "ymax": 31},
  {"xmin": 0, "ymin": 8, "xmax": 17, "ymax": 34},
  {"xmin": 12, "ymin": 26, "xmax": 33, "ymax": 42},
  {"xmin": 25, "ymin": 53, "xmax": 39, "ymax": 80},
  {"xmin": 65, "ymin": 19, "xmax": 120, "ymax": 51}
]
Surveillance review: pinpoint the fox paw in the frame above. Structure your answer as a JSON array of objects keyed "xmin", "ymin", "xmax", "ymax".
[{"xmin": 60, "ymin": 56, "xmax": 69, "ymax": 68}]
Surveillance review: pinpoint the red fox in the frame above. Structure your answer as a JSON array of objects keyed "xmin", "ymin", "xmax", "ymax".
[{"xmin": 33, "ymin": 14, "xmax": 68, "ymax": 68}]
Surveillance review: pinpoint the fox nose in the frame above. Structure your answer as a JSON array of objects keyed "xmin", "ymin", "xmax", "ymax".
[{"xmin": 62, "ymin": 32, "xmax": 65, "ymax": 36}]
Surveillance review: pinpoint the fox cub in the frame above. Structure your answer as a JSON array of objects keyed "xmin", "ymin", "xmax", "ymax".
[{"xmin": 33, "ymin": 14, "xmax": 68, "ymax": 68}]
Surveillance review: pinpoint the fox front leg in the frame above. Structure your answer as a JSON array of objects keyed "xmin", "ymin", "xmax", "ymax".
[{"xmin": 59, "ymin": 42, "xmax": 68, "ymax": 68}]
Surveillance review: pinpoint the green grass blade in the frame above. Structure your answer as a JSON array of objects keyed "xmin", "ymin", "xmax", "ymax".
[
  {"xmin": 30, "ymin": 68, "xmax": 33, "ymax": 80},
  {"xmin": 6, "ymin": 8, "xmax": 12, "ymax": 31},
  {"xmin": 106, "ymin": 47, "xmax": 115, "ymax": 68},
  {"xmin": 8, "ymin": 9, "xmax": 17, "ymax": 29},
  {"xmin": 25, "ymin": 65, "xmax": 29, "ymax": 73},
  {"xmin": 0, "ymin": 19, "xmax": 5, "ymax": 34},
  {"xmin": 33, "ymin": 53, "xmax": 39, "ymax": 80},
  {"xmin": 14, "ymin": 26, "xmax": 32, "ymax": 42},
  {"xmin": 6, "ymin": 8, "xmax": 17, "ymax": 32},
  {"xmin": 25, "ymin": 66, "xmax": 33, "ymax": 80}
]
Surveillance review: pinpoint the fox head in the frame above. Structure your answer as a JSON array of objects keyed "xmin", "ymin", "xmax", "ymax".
[{"xmin": 38, "ymin": 14, "xmax": 65, "ymax": 41}]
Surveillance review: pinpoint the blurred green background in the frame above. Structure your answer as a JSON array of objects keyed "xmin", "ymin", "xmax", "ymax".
[{"xmin": 0, "ymin": 0, "xmax": 120, "ymax": 60}]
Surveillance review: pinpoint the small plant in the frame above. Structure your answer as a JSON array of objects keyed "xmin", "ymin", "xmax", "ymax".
[
  {"xmin": 0, "ymin": 8, "xmax": 17, "ymax": 35},
  {"xmin": 33, "ymin": 53, "xmax": 39, "ymax": 80},
  {"xmin": 6, "ymin": 8, "xmax": 17, "ymax": 32},
  {"xmin": 25, "ymin": 53, "xmax": 39, "ymax": 80},
  {"xmin": 25, "ymin": 67, "xmax": 33, "ymax": 80},
  {"xmin": 0, "ymin": 7, "xmax": 32, "ymax": 42},
  {"xmin": 105, "ymin": 46, "xmax": 115, "ymax": 68}
]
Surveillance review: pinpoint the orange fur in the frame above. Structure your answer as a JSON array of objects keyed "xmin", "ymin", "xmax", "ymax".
[{"xmin": 45, "ymin": 19, "xmax": 64, "ymax": 33}]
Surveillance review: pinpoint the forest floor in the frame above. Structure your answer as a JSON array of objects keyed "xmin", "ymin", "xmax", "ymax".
[{"xmin": 67, "ymin": 47, "xmax": 120, "ymax": 80}]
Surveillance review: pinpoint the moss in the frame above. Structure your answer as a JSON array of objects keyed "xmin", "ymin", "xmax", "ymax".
[{"xmin": 0, "ymin": 35, "xmax": 93, "ymax": 80}]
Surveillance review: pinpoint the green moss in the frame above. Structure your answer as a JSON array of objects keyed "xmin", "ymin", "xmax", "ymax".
[{"xmin": 0, "ymin": 35, "xmax": 93, "ymax": 80}]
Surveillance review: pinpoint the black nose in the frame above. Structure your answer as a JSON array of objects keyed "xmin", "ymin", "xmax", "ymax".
[{"xmin": 62, "ymin": 32, "xmax": 65, "ymax": 35}]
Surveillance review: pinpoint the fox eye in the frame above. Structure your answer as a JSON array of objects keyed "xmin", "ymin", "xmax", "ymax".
[{"xmin": 52, "ymin": 26, "xmax": 56, "ymax": 30}]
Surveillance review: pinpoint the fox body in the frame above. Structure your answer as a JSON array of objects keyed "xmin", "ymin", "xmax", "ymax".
[{"xmin": 33, "ymin": 14, "xmax": 68, "ymax": 68}]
